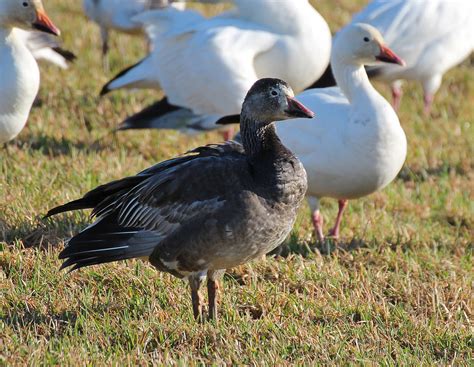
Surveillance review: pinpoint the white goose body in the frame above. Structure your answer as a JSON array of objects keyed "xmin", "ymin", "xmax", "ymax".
[
  {"xmin": 276, "ymin": 23, "xmax": 407, "ymax": 240},
  {"xmin": 280, "ymin": 74, "xmax": 406, "ymax": 201},
  {"xmin": 0, "ymin": 0, "xmax": 60, "ymax": 144},
  {"xmin": 0, "ymin": 29, "xmax": 39, "ymax": 143},
  {"xmin": 103, "ymin": 0, "xmax": 331, "ymax": 118}
]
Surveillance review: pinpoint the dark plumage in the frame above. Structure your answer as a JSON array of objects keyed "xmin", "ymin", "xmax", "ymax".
[
  {"xmin": 100, "ymin": 58, "xmax": 145, "ymax": 96},
  {"xmin": 117, "ymin": 96, "xmax": 228, "ymax": 134},
  {"xmin": 52, "ymin": 47, "xmax": 77, "ymax": 62},
  {"xmin": 47, "ymin": 78, "xmax": 314, "ymax": 321},
  {"xmin": 117, "ymin": 97, "xmax": 188, "ymax": 131}
]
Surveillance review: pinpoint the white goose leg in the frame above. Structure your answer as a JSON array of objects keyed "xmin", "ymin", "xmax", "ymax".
[
  {"xmin": 391, "ymin": 81, "xmax": 403, "ymax": 111},
  {"xmin": 423, "ymin": 93, "xmax": 434, "ymax": 116},
  {"xmin": 309, "ymin": 197, "xmax": 324, "ymax": 242},
  {"xmin": 221, "ymin": 127, "xmax": 235, "ymax": 141},
  {"xmin": 328, "ymin": 199, "xmax": 348, "ymax": 239},
  {"xmin": 423, "ymin": 75, "xmax": 441, "ymax": 116}
]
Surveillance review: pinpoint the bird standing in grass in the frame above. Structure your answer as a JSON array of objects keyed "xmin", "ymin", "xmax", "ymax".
[
  {"xmin": 0, "ymin": 0, "xmax": 60, "ymax": 144},
  {"xmin": 218, "ymin": 24, "xmax": 407, "ymax": 243},
  {"xmin": 46, "ymin": 78, "xmax": 315, "ymax": 321},
  {"xmin": 275, "ymin": 24, "xmax": 407, "ymax": 242}
]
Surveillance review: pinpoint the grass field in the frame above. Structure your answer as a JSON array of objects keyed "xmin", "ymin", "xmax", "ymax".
[{"xmin": 1, "ymin": 0, "xmax": 473, "ymax": 365}]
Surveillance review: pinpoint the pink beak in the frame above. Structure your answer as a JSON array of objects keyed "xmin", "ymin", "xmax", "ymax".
[
  {"xmin": 286, "ymin": 97, "xmax": 315, "ymax": 119},
  {"xmin": 376, "ymin": 44, "xmax": 405, "ymax": 66},
  {"xmin": 33, "ymin": 9, "xmax": 60, "ymax": 36}
]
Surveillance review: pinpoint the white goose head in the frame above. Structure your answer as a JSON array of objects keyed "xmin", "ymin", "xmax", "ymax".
[
  {"xmin": 242, "ymin": 78, "xmax": 315, "ymax": 125},
  {"xmin": 0, "ymin": 0, "xmax": 60, "ymax": 35},
  {"xmin": 333, "ymin": 23, "xmax": 404, "ymax": 67}
]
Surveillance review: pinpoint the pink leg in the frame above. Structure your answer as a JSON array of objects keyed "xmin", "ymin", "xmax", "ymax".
[
  {"xmin": 328, "ymin": 199, "xmax": 348, "ymax": 239},
  {"xmin": 423, "ymin": 93, "xmax": 434, "ymax": 116},
  {"xmin": 221, "ymin": 127, "xmax": 235, "ymax": 141},
  {"xmin": 391, "ymin": 85, "xmax": 403, "ymax": 111},
  {"xmin": 312, "ymin": 209, "xmax": 324, "ymax": 242}
]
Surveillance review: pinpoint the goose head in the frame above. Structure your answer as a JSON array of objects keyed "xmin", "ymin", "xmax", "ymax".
[
  {"xmin": 0, "ymin": 0, "xmax": 60, "ymax": 35},
  {"xmin": 242, "ymin": 78, "xmax": 315, "ymax": 125},
  {"xmin": 333, "ymin": 23, "xmax": 404, "ymax": 67}
]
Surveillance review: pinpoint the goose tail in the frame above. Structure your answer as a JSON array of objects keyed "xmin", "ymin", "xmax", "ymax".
[
  {"xmin": 59, "ymin": 213, "xmax": 159, "ymax": 272},
  {"xmin": 117, "ymin": 98, "xmax": 222, "ymax": 134},
  {"xmin": 100, "ymin": 56, "xmax": 158, "ymax": 96}
]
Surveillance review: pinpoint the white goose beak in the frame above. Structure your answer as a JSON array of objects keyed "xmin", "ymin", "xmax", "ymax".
[
  {"xmin": 376, "ymin": 44, "xmax": 405, "ymax": 66},
  {"xmin": 32, "ymin": 9, "xmax": 60, "ymax": 36}
]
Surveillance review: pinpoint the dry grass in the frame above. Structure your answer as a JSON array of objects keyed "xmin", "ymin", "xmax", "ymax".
[{"xmin": 1, "ymin": 0, "xmax": 473, "ymax": 365}]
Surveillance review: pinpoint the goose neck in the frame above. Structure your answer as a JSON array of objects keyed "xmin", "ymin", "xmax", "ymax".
[
  {"xmin": 331, "ymin": 59, "xmax": 377, "ymax": 104},
  {"xmin": 240, "ymin": 115, "xmax": 285, "ymax": 159}
]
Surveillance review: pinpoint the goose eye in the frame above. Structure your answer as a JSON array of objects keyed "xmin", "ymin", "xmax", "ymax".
[
  {"xmin": 271, "ymin": 90, "xmax": 278, "ymax": 96},
  {"xmin": 363, "ymin": 37, "xmax": 370, "ymax": 42}
]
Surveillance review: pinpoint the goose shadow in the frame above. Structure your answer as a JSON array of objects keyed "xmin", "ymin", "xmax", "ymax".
[
  {"xmin": 6, "ymin": 134, "xmax": 108, "ymax": 157},
  {"xmin": 1, "ymin": 309, "xmax": 78, "ymax": 338},
  {"xmin": 268, "ymin": 235, "xmax": 369, "ymax": 258},
  {"xmin": 1, "ymin": 215, "xmax": 89, "ymax": 249},
  {"xmin": 397, "ymin": 163, "xmax": 468, "ymax": 182}
]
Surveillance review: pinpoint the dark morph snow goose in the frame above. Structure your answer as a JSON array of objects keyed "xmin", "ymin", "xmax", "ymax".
[
  {"xmin": 46, "ymin": 78, "xmax": 314, "ymax": 321},
  {"xmin": 0, "ymin": 0, "xmax": 60, "ymax": 144}
]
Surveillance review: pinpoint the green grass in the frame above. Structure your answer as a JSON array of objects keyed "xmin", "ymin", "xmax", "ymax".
[{"xmin": 1, "ymin": 0, "xmax": 473, "ymax": 365}]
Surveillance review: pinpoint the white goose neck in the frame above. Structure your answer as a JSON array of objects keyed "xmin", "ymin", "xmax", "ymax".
[{"xmin": 331, "ymin": 59, "xmax": 378, "ymax": 105}]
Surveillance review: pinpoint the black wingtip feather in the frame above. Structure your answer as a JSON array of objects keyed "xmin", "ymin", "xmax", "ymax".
[
  {"xmin": 99, "ymin": 59, "xmax": 145, "ymax": 97},
  {"xmin": 117, "ymin": 97, "xmax": 181, "ymax": 130},
  {"xmin": 52, "ymin": 47, "xmax": 77, "ymax": 62},
  {"xmin": 45, "ymin": 175, "xmax": 149, "ymax": 219},
  {"xmin": 44, "ymin": 199, "xmax": 91, "ymax": 218},
  {"xmin": 215, "ymin": 114, "xmax": 241, "ymax": 125}
]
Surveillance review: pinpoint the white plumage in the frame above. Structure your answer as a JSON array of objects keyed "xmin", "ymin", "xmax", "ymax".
[
  {"xmin": 102, "ymin": 0, "xmax": 331, "ymax": 132},
  {"xmin": 0, "ymin": 0, "xmax": 60, "ymax": 144},
  {"xmin": 276, "ymin": 23, "xmax": 408, "ymax": 241},
  {"xmin": 82, "ymin": 0, "xmax": 185, "ymax": 59},
  {"xmin": 349, "ymin": 0, "xmax": 474, "ymax": 112}
]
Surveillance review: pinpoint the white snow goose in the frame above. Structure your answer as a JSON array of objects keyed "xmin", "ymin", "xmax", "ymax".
[
  {"xmin": 0, "ymin": 0, "xmax": 60, "ymax": 144},
  {"xmin": 45, "ymin": 78, "xmax": 315, "ymax": 321},
  {"xmin": 275, "ymin": 23, "xmax": 407, "ymax": 242},
  {"xmin": 99, "ymin": 0, "xmax": 331, "ymax": 138},
  {"xmin": 310, "ymin": 0, "xmax": 474, "ymax": 114},
  {"xmin": 82, "ymin": 0, "xmax": 185, "ymax": 68},
  {"xmin": 218, "ymin": 23, "xmax": 407, "ymax": 242}
]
